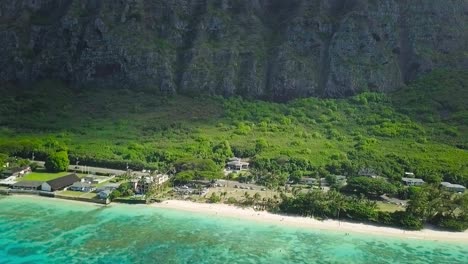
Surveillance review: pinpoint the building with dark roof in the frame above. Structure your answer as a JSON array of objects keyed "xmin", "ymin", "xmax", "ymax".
[
  {"xmin": 41, "ymin": 174, "xmax": 80, "ymax": 192},
  {"xmin": 12, "ymin": 180, "xmax": 43, "ymax": 190}
]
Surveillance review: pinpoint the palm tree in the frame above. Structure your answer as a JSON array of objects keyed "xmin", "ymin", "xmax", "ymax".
[
  {"xmin": 253, "ymin": 192, "xmax": 261, "ymax": 208},
  {"xmin": 243, "ymin": 192, "xmax": 252, "ymax": 205},
  {"xmin": 262, "ymin": 197, "xmax": 267, "ymax": 210},
  {"xmin": 221, "ymin": 191, "xmax": 228, "ymax": 201},
  {"xmin": 329, "ymin": 190, "xmax": 346, "ymax": 221}
]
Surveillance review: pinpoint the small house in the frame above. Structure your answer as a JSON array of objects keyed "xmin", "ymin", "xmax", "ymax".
[
  {"xmin": 96, "ymin": 183, "xmax": 121, "ymax": 193},
  {"xmin": 301, "ymin": 177, "xmax": 328, "ymax": 186},
  {"xmin": 301, "ymin": 178, "xmax": 317, "ymax": 185},
  {"xmin": 402, "ymin": 177, "xmax": 425, "ymax": 186},
  {"xmin": 11, "ymin": 180, "xmax": 43, "ymax": 190},
  {"xmin": 335, "ymin": 175, "xmax": 347, "ymax": 183},
  {"xmin": 441, "ymin": 182, "xmax": 466, "ymax": 193},
  {"xmin": 226, "ymin": 158, "xmax": 249, "ymax": 171},
  {"xmin": 1, "ymin": 166, "xmax": 31, "ymax": 178},
  {"xmin": 98, "ymin": 190, "xmax": 112, "ymax": 199},
  {"xmin": 69, "ymin": 182, "xmax": 95, "ymax": 192},
  {"xmin": 358, "ymin": 168, "xmax": 378, "ymax": 178},
  {"xmin": 154, "ymin": 174, "xmax": 169, "ymax": 185},
  {"xmin": 82, "ymin": 175, "xmax": 108, "ymax": 184},
  {"xmin": 41, "ymin": 174, "xmax": 80, "ymax": 192}
]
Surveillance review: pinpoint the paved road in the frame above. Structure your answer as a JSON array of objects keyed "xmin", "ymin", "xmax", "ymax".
[{"xmin": 33, "ymin": 161, "xmax": 148, "ymax": 176}]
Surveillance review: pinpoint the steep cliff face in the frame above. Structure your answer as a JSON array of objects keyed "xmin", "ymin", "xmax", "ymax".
[{"xmin": 0, "ymin": 0, "xmax": 467, "ymax": 100}]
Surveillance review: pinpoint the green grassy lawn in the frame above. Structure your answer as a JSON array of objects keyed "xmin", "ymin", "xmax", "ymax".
[
  {"xmin": 56, "ymin": 190, "xmax": 98, "ymax": 199},
  {"xmin": 81, "ymin": 192, "xmax": 98, "ymax": 199},
  {"xmin": 57, "ymin": 190, "xmax": 87, "ymax": 197},
  {"xmin": 376, "ymin": 201, "xmax": 405, "ymax": 213},
  {"xmin": 21, "ymin": 171, "xmax": 69, "ymax": 182},
  {"xmin": 93, "ymin": 179, "xmax": 112, "ymax": 187}
]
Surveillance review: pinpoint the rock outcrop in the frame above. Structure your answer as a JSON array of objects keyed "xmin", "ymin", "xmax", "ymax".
[{"xmin": 0, "ymin": 0, "xmax": 467, "ymax": 100}]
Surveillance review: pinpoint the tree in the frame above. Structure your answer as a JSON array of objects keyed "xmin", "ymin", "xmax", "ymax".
[
  {"xmin": 110, "ymin": 190, "xmax": 122, "ymax": 200},
  {"xmin": 243, "ymin": 192, "xmax": 252, "ymax": 205},
  {"xmin": 289, "ymin": 171, "xmax": 303, "ymax": 184},
  {"xmin": 392, "ymin": 211, "xmax": 423, "ymax": 230},
  {"xmin": 212, "ymin": 141, "xmax": 233, "ymax": 164},
  {"xmin": 406, "ymin": 186, "xmax": 445, "ymax": 223},
  {"xmin": 0, "ymin": 153, "xmax": 8, "ymax": 171},
  {"xmin": 325, "ymin": 175, "xmax": 337, "ymax": 186},
  {"xmin": 221, "ymin": 191, "xmax": 228, "ymax": 199},
  {"xmin": 174, "ymin": 158, "xmax": 219, "ymax": 172},
  {"xmin": 343, "ymin": 177, "xmax": 397, "ymax": 198},
  {"xmin": 44, "ymin": 151, "xmax": 69, "ymax": 172},
  {"xmin": 255, "ymin": 138, "xmax": 269, "ymax": 153},
  {"xmin": 328, "ymin": 190, "xmax": 346, "ymax": 220},
  {"xmin": 208, "ymin": 193, "xmax": 221, "ymax": 203},
  {"xmin": 173, "ymin": 171, "xmax": 195, "ymax": 184},
  {"xmin": 253, "ymin": 192, "xmax": 261, "ymax": 206},
  {"xmin": 29, "ymin": 162, "xmax": 40, "ymax": 171}
]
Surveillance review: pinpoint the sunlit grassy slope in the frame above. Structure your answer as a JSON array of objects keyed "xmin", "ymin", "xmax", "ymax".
[{"xmin": 0, "ymin": 70, "xmax": 466, "ymax": 183}]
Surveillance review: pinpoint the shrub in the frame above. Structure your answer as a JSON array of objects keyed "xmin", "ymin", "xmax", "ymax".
[
  {"xmin": 208, "ymin": 193, "xmax": 221, "ymax": 203},
  {"xmin": 235, "ymin": 122, "xmax": 251, "ymax": 135},
  {"xmin": 110, "ymin": 190, "xmax": 122, "ymax": 200},
  {"xmin": 436, "ymin": 217, "xmax": 468, "ymax": 232},
  {"xmin": 227, "ymin": 197, "xmax": 237, "ymax": 204},
  {"xmin": 255, "ymin": 138, "xmax": 269, "ymax": 152},
  {"xmin": 174, "ymin": 171, "xmax": 195, "ymax": 183},
  {"xmin": 29, "ymin": 162, "xmax": 40, "ymax": 171},
  {"xmin": 232, "ymin": 145, "xmax": 256, "ymax": 158},
  {"xmin": 377, "ymin": 211, "xmax": 394, "ymax": 225},
  {"xmin": 343, "ymin": 177, "xmax": 397, "ymax": 198},
  {"xmin": 392, "ymin": 212, "xmax": 423, "ymax": 230}
]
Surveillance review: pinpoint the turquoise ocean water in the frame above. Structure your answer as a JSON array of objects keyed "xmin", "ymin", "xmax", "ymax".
[{"xmin": 0, "ymin": 195, "xmax": 467, "ymax": 264}]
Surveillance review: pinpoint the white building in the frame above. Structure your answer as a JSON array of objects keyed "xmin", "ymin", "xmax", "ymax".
[
  {"xmin": 226, "ymin": 158, "xmax": 249, "ymax": 171},
  {"xmin": 154, "ymin": 174, "xmax": 169, "ymax": 185},
  {"xmin": 402, "ymin": 177, "xmax": 425, "ymax": 186},
  {"xmin": 441, "ymin": 182, "xmax": 466, "ymax": 193},
  {"xmin": 69, "ymin": 182, "xmax": 95, "ymax": 192}
]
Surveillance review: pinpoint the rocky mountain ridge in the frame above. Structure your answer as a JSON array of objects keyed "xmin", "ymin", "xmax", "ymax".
[{"xmin": 0, "ymin": 0, "xmax": 467, "ymax": 101}]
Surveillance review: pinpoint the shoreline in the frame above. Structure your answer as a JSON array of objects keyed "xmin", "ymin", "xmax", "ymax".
[
  {"xmin": 150, "ymin": 200, "xmax": 468, "ymax": 243},
  {"xmin": 0, "ymin": 193, "xmax": 108, "ymax": 208},
  {"xmin": 2, "ymin": 194, "xmax": 468, "ymax": 243}
]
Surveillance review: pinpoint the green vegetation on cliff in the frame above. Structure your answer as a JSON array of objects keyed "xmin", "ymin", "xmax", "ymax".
[{"xmin": 0, "ymin": 70, "xmax": 466, "ymax": 185}]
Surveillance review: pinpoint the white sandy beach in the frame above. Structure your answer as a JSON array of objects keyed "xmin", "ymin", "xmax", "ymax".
[
  {"xmin": 151, "ymin": 200, "xmax": 468, "ymax": 243},
  {"xmin": 5, "ymin": 194, "xmax": 468, "ymax": 243}
]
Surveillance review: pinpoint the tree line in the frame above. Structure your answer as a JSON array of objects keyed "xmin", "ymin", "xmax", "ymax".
[{"xmin": 278, "ymin": 186, "xmax": 468, "ymax": 231}]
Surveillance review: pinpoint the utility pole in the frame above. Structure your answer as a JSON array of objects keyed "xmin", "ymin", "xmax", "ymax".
[{"xmin": 126, "ymin": 162, "xmax": 130, "ymax": 179}]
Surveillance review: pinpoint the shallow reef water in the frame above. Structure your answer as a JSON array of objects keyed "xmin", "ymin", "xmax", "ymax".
[{"xmin": 0, "ymin": 196, "xmax": 467, "ymax": 264}]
